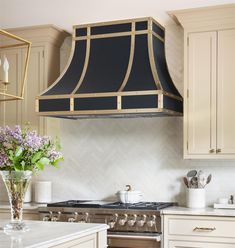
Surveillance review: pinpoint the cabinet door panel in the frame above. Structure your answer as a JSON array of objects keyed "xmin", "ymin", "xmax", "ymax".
[
  {"xmin": 53, "ymin": 234, "xmax": 97, "ymax": 248},
  {"xmin": 187, "ymin": 32, "xmax": 217, "ymax": 155},
  {"xmin": 0, "ymin": 49, "xmax": 22, "ymax": 127},
  {"xmin": 169, "ymin": 240, "xmax": 235, "ymax": 248},
  {"xmin": 217, "ymin": 29, "xmax": 235, "ymax": 154},
  {"xmin": 21, "ymin": 47, "xmax": 45, "ymax": 133}
]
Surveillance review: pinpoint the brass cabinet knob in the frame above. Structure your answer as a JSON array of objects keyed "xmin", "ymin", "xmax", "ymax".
[
  {"xmin": 209, "ymin": 149, "xmax": 215, "ymax": 153},
  {"xmin": 216, "ymin": 148, "xmax": 221, "ymax": 153}
]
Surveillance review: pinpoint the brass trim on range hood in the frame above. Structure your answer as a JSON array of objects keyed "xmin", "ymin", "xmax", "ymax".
[{"xmin": 36, "ymin": 17, "xmax": 183, "ymax": 119}]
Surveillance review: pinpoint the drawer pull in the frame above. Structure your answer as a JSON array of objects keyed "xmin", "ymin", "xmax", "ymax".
[{"xmin": 193, "ymin": 227, "xmax": 216, "ymax": 232}]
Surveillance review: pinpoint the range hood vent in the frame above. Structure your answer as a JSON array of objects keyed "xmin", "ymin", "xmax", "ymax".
[{"xmin": 37, "ymin": 17, "xmax": 183, "ymax": 119}]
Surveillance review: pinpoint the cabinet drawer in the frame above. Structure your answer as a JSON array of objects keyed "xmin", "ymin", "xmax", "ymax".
[
  {"xmin": 168, "ymin": 216, "xmax": 235, "ymax": 238},
  {"xmin": 169, "ymin": 240, "xmax": 235, "ymax": 248}
]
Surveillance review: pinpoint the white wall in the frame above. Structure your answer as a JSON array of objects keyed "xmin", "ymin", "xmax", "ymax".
[
  {"xmin": 1, "ymin": 0, "xmax": 234, "ymax": 32},
  {"xmin": 1, "ymin": 0, "xmax": 235, "ymax": 206}
]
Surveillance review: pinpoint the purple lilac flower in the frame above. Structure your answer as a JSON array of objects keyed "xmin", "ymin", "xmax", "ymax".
[
  {"xmin": 41, "ymin": 136, "xmax": 50, "ymax": 146},
  {"xmin": 23, "ymin": 131, "xmax": 44, "ymax": 152},
  {"xmin": 0, "ymin": 125, "xmax": 63, "ymax": 171},
  {"xmin": 11, "ymin": 125, "xmax": 23, "ymax": 143},
  {"xmin": 0, "ymin": 128, "xmax": 6, "ymax": 143},
  {"xmin": 47, "ymin": 148, "xmax": 62, "ymax": 162},
  {"xmin": 0, "ymin": 152, "xmax": 10, "ymax": 167},
  {"xmin": 0, "ymin": 125, "xmax": 23, "ymax": 144}
]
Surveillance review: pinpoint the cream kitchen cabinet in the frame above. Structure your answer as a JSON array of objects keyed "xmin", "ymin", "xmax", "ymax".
[
  {"xmin": 54, "ymin": 231, "xmax": 107, "ymax": 248},
  {"xmin": 0, "ymin": 209, "xmax": 39, "ymax": 220},
  {"xmin": 163, "ymin": 215, "xmax": 235, "ymax": 248},
  {"xmin": 169, "ymin": 241, "xmax": 235, "ymax": 248},
  {"xmin": 169, "ymin": 4, "xmax": 235, "ymax": 159},
  {"xmin": 0, "ymin": 25, "xmax": 69, "ymax": 135}
]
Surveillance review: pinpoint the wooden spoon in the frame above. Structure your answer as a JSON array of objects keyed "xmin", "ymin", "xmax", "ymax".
[
  {"xmin": 183, "ymin": 177, "xmax": 189, "ymax": 188},
  {"xmin": 197, "ymin": 170, "xmax": 205, "ymax": 188},
  {"xmin": 190, "ymin": 176, "xmax": 198, "ymax": 188},
  {"xmin": 186, "ymin": 170, "xmax": 197, "ymax": 188},
  {"xmin": 187, "ymin": 170, "xmax": 197, "ymax": 178},
  {"xmin": 204, "ymin": 174, "xmax": 212, "ymax": 187}
]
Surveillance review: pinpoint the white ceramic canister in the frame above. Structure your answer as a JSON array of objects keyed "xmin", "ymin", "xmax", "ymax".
[
  {"xmin": 186, "ymin": 188, "xmax": 206, "ymax": 208},
  {"xmin": 34, "ymin": 181, "xmax": 52, "ymax": 203}
]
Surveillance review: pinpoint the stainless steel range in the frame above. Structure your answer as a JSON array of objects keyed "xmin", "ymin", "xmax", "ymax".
[{"xmin": 38, "ymin": 200, "xmax": 174, "ymax": 248}]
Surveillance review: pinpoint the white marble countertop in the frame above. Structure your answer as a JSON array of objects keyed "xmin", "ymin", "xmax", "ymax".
[
  {"xmin": 162, "ymin": 206, "xmax": 235, "ymax": 217},
  {"xmin": 0, "ymin": 220, "xmax": 108, "ymax": 248},
  {"xmin": 0, "ymin": 201, "xmax": 45, "ymax": 211}
]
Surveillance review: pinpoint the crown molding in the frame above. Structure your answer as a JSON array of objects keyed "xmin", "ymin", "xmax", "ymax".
[
  {"xmin": 3, "ymin": 25, "xmax": 70, "ymax": 47},
  {"xmin": 168, "ymin": 4, "xmax": 235, "ymax": 32}
]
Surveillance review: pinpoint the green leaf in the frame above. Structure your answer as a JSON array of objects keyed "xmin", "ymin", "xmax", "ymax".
[
  {"xmin": 36, "ymin": 157, "xmax": 50, "ymax": 170},
  {"xmin": 15, "ymin": 146, "xmax": 23, "ymax": 158},
  {"xmin": 25, "ymin": 164, "xmax": 33, "ymax": 171},
  {"xmin": 21, "ymin": 161, "xmax": 25, "ymax": 170},
  {"xmin": 31, "ymin": 151, "xmax": 42, "ymax": 164},
  {"xmin": 35, "ymin": 162, "xmax": 44, "ymax": 170},
  {"xmin": 51, "ymin": 157, "xmax": 63, "ymax": 168},
  {"xmin": 8, "ymin": 150, "xmax": 14, "ymax": 161},
  {"xmin": 40, "ymin": 157, "xmax": 50, "ymax": 165},
  {"xmin": 14, "ymin": 164, "xmax": 22, "ymax": 171}
]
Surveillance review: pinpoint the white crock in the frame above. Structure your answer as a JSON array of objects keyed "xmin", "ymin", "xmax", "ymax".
[{"xmin": 186, "ymin": 188, "xmax": 206, "ymax": 208}]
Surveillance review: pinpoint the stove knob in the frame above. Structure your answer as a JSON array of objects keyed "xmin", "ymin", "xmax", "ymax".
[
  {"xmin": 118, "ymin": 214, "xmax": 128, "ymax": 226},
  {"xmin": 147, "ymin": 215, "xmax": 156, "ymax": 228},
  {"xmin": 108, "ymin": 221, "xmax": 116, "ymax": 229},
  {"xmin": 78, "ymin": 212, "xmax": 89, "ymax": 223},
  {"xmin": 127, "ymin": 214, "xmax": 137, "ymax": 227},
  {"xmin": 68, "ymin": 212, "xmax": 78, "ymax": 222},
  {"xmin": 51, "ymin": 211, "xmax": 61, "ymax": 222},
  {"xmin": 43, "ymin": 211, "xmax": 53, "ymax": 221},
  {"xmin": 108, "ymin": 213, "xmax": 118, "ymax": 229},
  {"xmin": 137, "ymin": 214, "xmax": 147, "ymax": 227},
  {"xmin": 42, "ymin": 216, "xmax": 50, "ymax": 221}
]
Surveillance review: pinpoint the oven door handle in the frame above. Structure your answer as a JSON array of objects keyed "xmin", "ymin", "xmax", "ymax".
[{"xmin": 107, "ymin": 233, "xmax": 161, "ymax": 242}]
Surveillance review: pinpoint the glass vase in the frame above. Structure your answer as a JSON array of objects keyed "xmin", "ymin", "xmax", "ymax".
[{"xmin": 0, "ymin": 170, "xmax": 32, "ymax": 232}]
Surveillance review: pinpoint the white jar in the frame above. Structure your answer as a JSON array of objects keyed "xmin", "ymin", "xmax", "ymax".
[
  {"xmin": 34, "ymin": 181, "xmax": 52, "ymax": 203},
  {"xmin": 186, "ymin": 188, "xmax": 206, "ymax": 208}
]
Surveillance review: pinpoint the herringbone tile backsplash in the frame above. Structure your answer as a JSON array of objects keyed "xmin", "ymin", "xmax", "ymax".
[{"xmin": 37, "ymin": 117, "xmax": 235, "ymax": 206}]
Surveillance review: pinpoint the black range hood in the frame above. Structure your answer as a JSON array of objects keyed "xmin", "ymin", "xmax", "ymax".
[{"xmin": 36, "ymin": 17, "xmax": 183, "ymax": 119}]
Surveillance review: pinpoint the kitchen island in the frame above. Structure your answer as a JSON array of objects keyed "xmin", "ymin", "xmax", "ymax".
[{"xmin": 0, "ymin": 220, "xmax": 108, "ymax": 248}]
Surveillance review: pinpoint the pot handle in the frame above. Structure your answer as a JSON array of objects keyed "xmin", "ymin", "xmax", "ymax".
[{"xmin": 126, "ymin": 185, "xmax": 132, "ymax": 191}]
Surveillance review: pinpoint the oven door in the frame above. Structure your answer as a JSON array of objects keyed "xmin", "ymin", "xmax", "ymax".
[{"xmin": 107, "ymin": 232, "xmax": 161, "ymax": 248}]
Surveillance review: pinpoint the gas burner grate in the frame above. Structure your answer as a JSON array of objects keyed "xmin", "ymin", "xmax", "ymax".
[
  {"xmin": 102, "ymin": 202, "xmax": 175, "ymax": 210},
  {"xmin": 47, "ymin": 200, "xmax": 92, "ymax": 208},
  {"xmin": 47, "ymin": 200, "xmax": 175, "ymax": 210}
]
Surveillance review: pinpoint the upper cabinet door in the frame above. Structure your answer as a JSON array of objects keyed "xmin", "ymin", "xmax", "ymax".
[
  {"xmin": 20, "ymin": 47, "xmax": 45, "ymax": 134},
  {"xmin": 217, "ymin": 29, "xmax": 235, "ymax": 154},
  {"xmin": 187, "ymin": 32, "xmax": 217, "ymax": 155}
]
